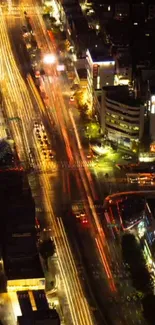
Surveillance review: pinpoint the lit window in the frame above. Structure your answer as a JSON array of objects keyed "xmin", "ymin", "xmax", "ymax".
[
  {"xmin": 133, "ymin": 126, "xmax": 139, "ymax": 131},
  {"xmin": 108, "ymin": 6, "xmax": 111, "ymax": 11}
]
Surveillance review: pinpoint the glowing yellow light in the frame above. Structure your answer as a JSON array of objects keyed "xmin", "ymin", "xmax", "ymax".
[{"xmin": 43, "ymin": 54, "xmax": 56, "ymax": 64}]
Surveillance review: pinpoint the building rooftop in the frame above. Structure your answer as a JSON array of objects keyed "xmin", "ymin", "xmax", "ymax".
[
  {"xmin": 117, "ymin": 51, "xmax": 132, "ymax": 67},
  {"xmin": 63, "ymin": 4, "xmax": 83, "ymax": 18},
  {"xmin": 70, "ymin": 17, "xmax": 88, "ymax": 34},
  {"xmin": 119, "ymin": 196, "xmax": 145, "ymax": 229},
  {"xmin": 77, "ymin": 68, "xmax": 87, "ymax": 79},
  {"xmin": 88, "ymin": 47, "xmax": 113, "ymax": 63},
  {"xmin": 4, "ymin": 253, "xmax": 44, "ymax": 280},
  {"xmin": 103, "ymin": 85, "xmax": 142, "ymax": 107},
  {"xmin": 5, "ymin": 234, "xmax": 38, "ymax": 258}
]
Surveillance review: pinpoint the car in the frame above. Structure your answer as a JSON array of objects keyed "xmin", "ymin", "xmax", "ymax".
[
  {"xmin": 49, "ymin": 153, "xmax": 54, "ymax": 159},
  {"xmin": 122, "ymin": 155, "xmax": 132, "ymax": 160},
  {"xmin": 34, "ymin": 122, "xmax": 39, "ymax": 128},
  {"xmin": 81, "ymin": 218, "xmax": 88, "ymax": 224},
  {"xmin": 84, "ymin": 148, "xmax": 94, "ymax": 160},
  {"xmin": 138, "ymin": 176, "xmax": 149, "ymax": 184},
  {"xmin": 151, "ymin": 178, "xmax": 155, "ymax": 184},
  {"xmin": 139, "ymin": 178, "xmax": 151, "ymax": 185},
  {"xmin": 129, "ymin": 177, "xmax": 138, "ymax": 184},
  {"xmin": 69, "ymin": 95, "xmax": 75, "ymax": 102},
  {"xmin": 22, "ymin": 26, "xmax": 27, "ymax": 33},
  {"xmin": 35, "ymin": 70, "xmax": 40, "ymax": 78},
  {"xmin": 31, "ymin": 61, "xmax": 38, "ymax": 68},
  {"xmin": 44, "ymin": 140, "xmax": 49, "ymax": 146}
]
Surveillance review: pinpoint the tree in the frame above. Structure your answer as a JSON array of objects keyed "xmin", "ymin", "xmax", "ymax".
[
  {"xmin": 85, "ymin": 121, "xmax": 100, "ymax": 139},
  {"xmin": 132, "ymin": 266, "xmax": 153, "ymax": 293},
  {"xmin": 142, "ymin": 294, "xmax": 155, "ymax": 325},
  {"xmin": 39, "ymin": 238, "xmax": 55, "ymax": 261}
]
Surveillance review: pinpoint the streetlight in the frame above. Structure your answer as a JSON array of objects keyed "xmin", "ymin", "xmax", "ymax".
[{"xmin": 43, "ymin": 54, "xmax": 56, "ymax": 64}]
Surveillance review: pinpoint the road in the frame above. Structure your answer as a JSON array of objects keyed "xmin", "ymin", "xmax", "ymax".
[
  {"xmin": 26, "ymin": 7, "xmax": 147, "ymax": 325},
  {"xmin": 0, "ymin": 4, "xmax": 94, "ymax": 325},
  {"xmin": 0, "ymin": 2, "xmax": 148, "ymax": 325}
]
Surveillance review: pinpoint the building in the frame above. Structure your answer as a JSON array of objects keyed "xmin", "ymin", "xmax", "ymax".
[
  {"xmin": 114, "ymin": 47, "xmax": 132, "ymax": 85},
  {"xmin": 115, "ymin": 2, "xmax": 129, "ymax": 20},
  {"xmin": 100, "ymin": 85, "xmax": 144, "ymax": 148},
  {"xmin": 3, "ymin": 233, "xmax": 45, "ymax": 292},
  {"xmin": 17, "ymin": 290, "xmax": 60, "ymax": 325},
  {"xmin": 148, "ymin": 4, "xmax": 155, "ymax": 19},
  {"xmin": 17, "ymin": 310, "xmax": 60, "ymax": 325},
  {"xmin": 131, "ymin": 2, "xmax": 146, "ymax": 22},
  {"xmin": 86, "ymin": 47, "xmax": 115, "ymax": 94},
  {"xmin": 63, "ymin": 2, "xmax": 89, "ymax": 55}
]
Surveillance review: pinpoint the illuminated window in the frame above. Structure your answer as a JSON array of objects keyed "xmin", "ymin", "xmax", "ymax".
[
  {"xmin": 133, "ymin": 126, "xmax": 139, "ymax": 131},
  {"xmin": 120, "ymin": 123, "xmax": 128, "ymax": 128}
]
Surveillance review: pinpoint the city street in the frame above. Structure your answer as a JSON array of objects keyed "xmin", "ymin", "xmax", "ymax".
[
  {"xmin": 0, "ymin": 4, "xmax": 94, "ymax": 325},
  {"xmin": 0, "ymin": 2, "xmax": 147, "ymax": 325}
]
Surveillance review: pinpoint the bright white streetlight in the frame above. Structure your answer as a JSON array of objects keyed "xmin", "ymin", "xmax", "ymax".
[{"xmin": 43, "ymin": 54, "xmax": 56, "ymax": 64}]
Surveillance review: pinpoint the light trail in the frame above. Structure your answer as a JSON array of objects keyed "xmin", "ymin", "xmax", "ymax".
[
  {"xmin": 0, "ymin": 7, "xmax": 95, "ymax": 325},
  {"xmin": 39, "ymin": 171, "xmax": 95, "ymax": 325},
  {"xmin": 27, "ymin": 6, "xmax": 116, "ymax": 292}
]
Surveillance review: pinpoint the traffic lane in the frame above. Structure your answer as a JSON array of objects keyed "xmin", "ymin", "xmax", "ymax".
[
  {"xmin": 33, "ymin": 49, "xmax": 143, "ymax": 324},
  {"xmin": 6, "ymin": 17, "xmax": 32, "ymax": 77},
  {"xmin": 25, "ymin": 13, "xmax": 136, "ymax": 322},
  {"xmin": 61, "ymin": 199, "xmax": 110, "ymax": 325},
  {"xmin": 65, "ymin": 173, "xmax": 132, "ymax": 325},
  {"xmin": 62, "ymin": 199, "xmax": 128, "ymax": 325},
  {"xmin": 4, "ymin": 11, "xmax": 95, "ymax": 325},
  {"xmin": 40, "ymin": 76, "xmax": 64, "ymax": 138}
]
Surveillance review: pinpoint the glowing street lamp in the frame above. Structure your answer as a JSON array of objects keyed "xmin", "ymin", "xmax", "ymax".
[{"xmin": 43, "ymin": 54, "xmax": 56, "ymax": 64}]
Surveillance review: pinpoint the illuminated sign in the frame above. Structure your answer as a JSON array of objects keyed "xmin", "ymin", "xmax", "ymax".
[
  {"xmin": 93, "ymin": 61, "xmax": 115, "ymax": 66},
  {"xmin": 151, "ymin": 95, "xmax": 155, "ymax": 113},
  {"xmin": 93, "ymin": 64, "xmax": 98, "ymax": 77}
]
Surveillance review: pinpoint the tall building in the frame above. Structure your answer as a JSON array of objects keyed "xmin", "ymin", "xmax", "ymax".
[
  {"xmin": 99, "ymin": 85, "xmax": 144, "ymax": 148},
  {"xmin": 0, "ymin": 170, "xmax": 43, "ymax": 292},
  {"xmin": 86, "ymin": 47, "xmax": 115, "ymax": 93},
  {"xmin": 3, "ymin": 234, "xmax": 45, "ymax": 292}
]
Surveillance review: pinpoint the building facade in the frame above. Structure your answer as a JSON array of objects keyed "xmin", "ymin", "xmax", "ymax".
[
  {"xmin": 86, "ymin": 48, "xmax": 115, "ymax": 93},
  {"xmin": 100, "ymin": 86, "xmax": 144, "ymax": 148}
]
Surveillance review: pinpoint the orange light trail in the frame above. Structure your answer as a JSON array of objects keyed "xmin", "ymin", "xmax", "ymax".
[{"xmin": 95, "ymin": 237, "xmax": 116, "ymax": 292}]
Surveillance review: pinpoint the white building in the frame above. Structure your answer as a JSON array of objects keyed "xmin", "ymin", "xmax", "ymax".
[
  {"xmin": 100, "ymin": 86, "xmax": 144, "ymax": 148},
  {"xmin": 86, "ymin": 48, "xmax": 115, "ymax": 94}
]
